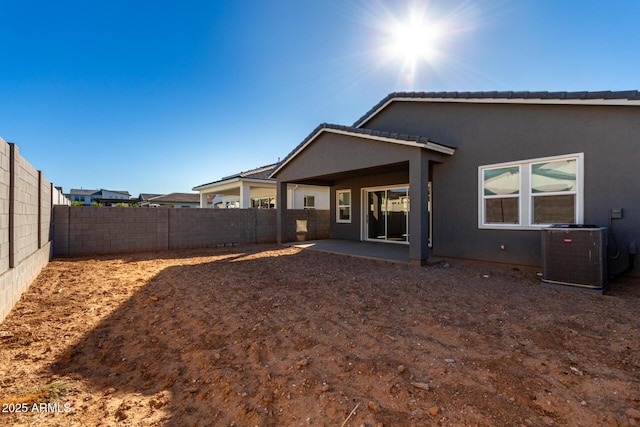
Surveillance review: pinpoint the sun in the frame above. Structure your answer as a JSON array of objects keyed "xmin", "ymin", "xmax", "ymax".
[
  {"xmin": 376, "ymin": 3, "xmax": 447, "ymax": 86},
  {"xmin": 388, "ymin": 15, "xmax": 439, "ymax": 64},
  {"xmin": 369, "ymin": 1, "xmax": 478, "ymax": 88}
]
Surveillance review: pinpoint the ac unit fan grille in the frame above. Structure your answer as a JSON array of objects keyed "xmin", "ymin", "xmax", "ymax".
[{"xmin": 542, "ymin": 227, "xmax": 607, "ymax": 289}]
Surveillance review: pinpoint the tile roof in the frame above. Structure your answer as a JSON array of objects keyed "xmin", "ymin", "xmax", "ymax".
[
  {"xmin": 68, "ymin": 188, "xmax": 131, "ymax": 196},
  {"xmin": 138, "ymin": 193, "xmax": 163, "ymax": 201},
  {"xmin": 353, "ymin": 90, "xmax": 640, "ymax": 127},
  {"xmin": 101, "ymin": 189, "xmax": 131, "ymax": 197},
  {"xmin": 148, "ymin": 193, "xmax": 204, "ymax": 203},
  {"xmin": 221, "ymin": 163, "xmax": 278, "ymax": 180},
  {"xmin": 68, "ymin": 189, "xmax": 98, "ymax": 196},
  {"xmin": 193, "ymin": 163, "xmax": 278, "ymax": 190}
]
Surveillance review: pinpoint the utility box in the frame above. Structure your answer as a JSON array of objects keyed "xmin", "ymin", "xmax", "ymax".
[{"xmin": 541, "ymin": 225, "xmax": 607, "ymax": 290}]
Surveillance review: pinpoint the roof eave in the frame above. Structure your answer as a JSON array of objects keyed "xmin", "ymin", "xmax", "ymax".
[
  {"xmin": 355, "ymin": 94, "xmax": 640, "ymax": 128},
  {"xmin": 193, "ymin": 177, "xmax": 275, "ymax": 192}
]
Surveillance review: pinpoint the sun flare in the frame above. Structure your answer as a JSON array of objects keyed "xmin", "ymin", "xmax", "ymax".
[
  {"xmin": 388, "ymin": 16, "xmax": 439, "ymax": 64},
  {"xmin": 368, "ymin": 1, "xmax": 479, "ymax": 88}
]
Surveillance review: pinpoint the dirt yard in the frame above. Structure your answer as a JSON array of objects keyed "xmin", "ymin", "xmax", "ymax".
[{"xmin": 0, "ymin": 244, "xmax": 639, "ymax": 427}]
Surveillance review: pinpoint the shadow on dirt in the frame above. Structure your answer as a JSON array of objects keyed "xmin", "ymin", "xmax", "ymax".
[{"xmin": 48, "ymin": 245, "xmax": 640, "ymax": 426}]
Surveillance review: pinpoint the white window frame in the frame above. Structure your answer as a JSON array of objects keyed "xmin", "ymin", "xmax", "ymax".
[
  {"xmin": 361, "ymin": 184, "xmax": 410, "ymax": 245},
  {"xmin": 479, "ymin": 153, "xmax": 584, "ymax": 230},
  {"xmin": 336, "ymin": 189, "xmax": 351, "ymax": 223}
]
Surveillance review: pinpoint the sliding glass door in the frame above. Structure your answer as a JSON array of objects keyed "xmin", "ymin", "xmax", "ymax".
[{"xmin": 366, "ymin": 186, "xmax": 409, "ymax": 243}]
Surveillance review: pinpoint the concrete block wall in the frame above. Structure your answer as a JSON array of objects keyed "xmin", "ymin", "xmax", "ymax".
[
  {"xmin": 285, "ymin": 209, "xmax": 330, "ymax": 242},
  {"xmin": 13, "ymin": 150, "xmax": 40, "ymax": 265},
  {"xmin": 39, "ymin": 175, "xmax": 52, "ymax": 247},
  {"xmin": 53, "ymin": 207, "xmax": 330, "ymax": 257},
  {"xmin": 0, "ymin": 142, "xmax": 10, "ymax": 274},
  {"xmin": 0, "ymin": 138, "xmax": 70, "ymax": 323}
]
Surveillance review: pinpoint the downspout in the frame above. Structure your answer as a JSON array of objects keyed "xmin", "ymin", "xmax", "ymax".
[{"xmin": 291, "ymin": 185, "xmax": 298, "ymax": 209}]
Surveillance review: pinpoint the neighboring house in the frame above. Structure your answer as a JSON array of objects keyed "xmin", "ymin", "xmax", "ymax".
[
  {"xmin": 271, "ymin": 90, "xmax": 640, "ymax": 275},
  {"xmin": 193, "ymin": 163, "xmax": 329, "ymax": 209},
  {"xmin": 145, "ymin": 193, "xmax": 216, "ymax": 208},
  {"xmin": 136, "ymin": 193, "xmax": 163, "ymax": 206},
  {"xmin": 67, "ymin": 189, "xmax": 132, "ymax": 206}
]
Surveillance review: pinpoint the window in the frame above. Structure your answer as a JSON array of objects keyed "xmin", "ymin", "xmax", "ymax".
[
  {"xmin": 303, "ymin": 195, "xmax": 315, "ymax": 209},
  {"xmin": 482, "ymin": 166, "xmax": 520, "ymax": 224},
  {"xmin": 336, "ymin": 190, "xmax": 351, "ymax": 223},
  {"xmin": 479, "ymin": 153, "xmax": 583, "ymax": 229},
  {"xmin": 251, "ymin": 197, "xmax": 275, "ymax": 209},
  {"xmin": 531, "ymin": 158, "xmax": 578, "ymax": 224}
]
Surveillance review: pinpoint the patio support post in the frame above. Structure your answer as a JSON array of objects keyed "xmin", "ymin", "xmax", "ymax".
[
  {"xmin": 276, "ymin": 180, "xmax": 288, "ymax": 244},
  {"xmin": 409, "ymin": 150, "xmax": 430, "ymax": 266},
  {"xmin": 240, "ymin": 183, "xmax": 251, "ymax": 208},
  {"xmin": 199, "ymin": 192, "xmax": 207, "ymax": 208}
]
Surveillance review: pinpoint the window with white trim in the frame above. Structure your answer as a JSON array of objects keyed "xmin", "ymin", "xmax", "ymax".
[
  {"xmin": 479, "ymin": 153, "xmax": 583, "ymax": 229},
  {"xmin": 336, "ymin": 189, "xmax": 351, "ymax": 223}
]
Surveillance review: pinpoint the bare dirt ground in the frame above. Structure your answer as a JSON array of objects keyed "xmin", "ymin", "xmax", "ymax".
[{"xmin": 1, "ymin": 244, "xmax": 639, "ymax": 427}]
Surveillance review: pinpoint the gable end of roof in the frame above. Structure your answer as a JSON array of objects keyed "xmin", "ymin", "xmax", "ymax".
[{"xmin": 270, "ymin": 123, "xmax": 453, "ymax": 178}]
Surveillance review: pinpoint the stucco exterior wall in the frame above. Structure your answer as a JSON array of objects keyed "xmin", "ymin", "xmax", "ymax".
[
  {"xmin": 288, "ymin": 185, "xmax": 330, "ymax": 210},
  {"xmin": 364, "ymin": 101, "xmax": 640, "ymax": 274},
  {"xmin": 275, "ymin": 132, "xmax": 419, "ymax": 183},
  {"xmin": 329, "ymin": 170, "xmax": 410, "ymax": 241}
]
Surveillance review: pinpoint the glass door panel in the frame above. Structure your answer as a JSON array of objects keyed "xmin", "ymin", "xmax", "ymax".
[
  {"xmin": 366, "ymin": 187, "xmax": 409, "ymax": 243},
  {"xmin": 368, "ymin": 191, "xmax": 386, "ymax": 240},
  {"xmin": 387, "ymin": 188, "xmax": 408, "ymax": 241}
]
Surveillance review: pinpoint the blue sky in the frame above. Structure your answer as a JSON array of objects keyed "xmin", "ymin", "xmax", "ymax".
[{"xmin": 1, "ymin": 0, "xmax": 639, "ymax": 197}]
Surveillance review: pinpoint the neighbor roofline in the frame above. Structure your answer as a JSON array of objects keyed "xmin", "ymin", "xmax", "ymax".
[
  {"xmin": 192, "ymin": 177, "xmax": 275, "ymax": 192},
  {"xmin": 353, "ymin": 90, "xmax": 640, "ymax": 128},
  {"xmin": 270, "ymin": 124, "xmax": 454, "ymax": 179}
]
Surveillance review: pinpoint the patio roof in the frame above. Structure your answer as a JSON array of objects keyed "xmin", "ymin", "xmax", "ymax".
[{"xmin": 271, "ymin": 123, "xmax": 454, "ymax": 179}]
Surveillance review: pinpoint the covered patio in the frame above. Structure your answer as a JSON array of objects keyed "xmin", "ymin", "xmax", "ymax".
[{"xmin": 271, "ymin": 124, "xmax": 455, "ymax": 266}]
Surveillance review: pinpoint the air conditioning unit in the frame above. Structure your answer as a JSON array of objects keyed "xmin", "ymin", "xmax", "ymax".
[{"xmin": 541, "ymin": 225, "xmax": 607, "ymax": 291}]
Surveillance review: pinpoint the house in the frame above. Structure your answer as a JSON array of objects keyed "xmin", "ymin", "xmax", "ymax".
[
  {"xmin": 193, "ymin": 163, "xmax": 329, "ymax": 209},
  {"xmin": 67, "ymin": 189, "xmax": 132, "ymax": 206},
  {"xmin": 271, "ymin": 90, "xmax": 640, "ymax": 275},
  {"xmin": 136, "ymin": 193, "xmax": 163, "ymax": 206},
  {"xmin": 145, "ymin": 192, "xmax": 216, "ymax": 208}
]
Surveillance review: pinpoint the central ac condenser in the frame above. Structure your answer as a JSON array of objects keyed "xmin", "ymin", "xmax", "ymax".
[{"xmin": 541, "ymin": 225, "xmax": 607, "ymax": 290}]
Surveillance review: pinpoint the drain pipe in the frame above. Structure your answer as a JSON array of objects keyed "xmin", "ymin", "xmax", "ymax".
[{"xmin": 291, "ymin": 185, "xmax": 298, "ymax": 209}]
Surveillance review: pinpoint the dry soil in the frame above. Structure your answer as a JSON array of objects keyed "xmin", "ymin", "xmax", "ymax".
[{"xmin": 1, "ymin": 244, "xmax": 639, "ymax": 426}]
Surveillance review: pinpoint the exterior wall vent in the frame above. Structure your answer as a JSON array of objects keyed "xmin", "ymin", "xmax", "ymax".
[{"xmin": 541, "ymin": 225, "xmax": 607, "ymax": 290}]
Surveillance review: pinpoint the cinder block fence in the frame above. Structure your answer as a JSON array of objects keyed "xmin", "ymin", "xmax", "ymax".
[
  {"xmin": 52, "ymin": 207, "xmax": 329, "ymax": 257},
  {"xmin": 0, "ymin": 137, "xmax": 329, "ymax": 324},
  {"xmin": 0, "ymin": 138, "xmax": 68, "ymax": 323}
]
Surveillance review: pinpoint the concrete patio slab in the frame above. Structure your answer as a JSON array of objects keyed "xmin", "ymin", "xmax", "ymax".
[{"xmin": 289, "ymin": 239, "xmax": 442, "ymax": 265}]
